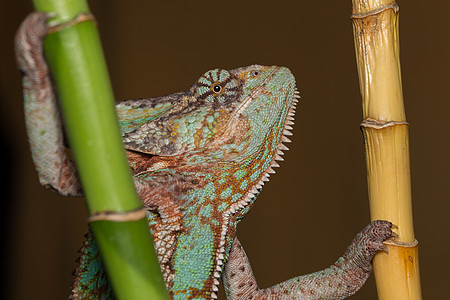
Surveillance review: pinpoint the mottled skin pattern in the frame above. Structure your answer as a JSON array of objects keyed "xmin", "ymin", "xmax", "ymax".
[
  {"xmin": 16, "ymin": 13, "xmax": 394, "ymax": 300},
  {"xmin": 222, "ymin": 221, "xmax": 392, "ymax": 299}
]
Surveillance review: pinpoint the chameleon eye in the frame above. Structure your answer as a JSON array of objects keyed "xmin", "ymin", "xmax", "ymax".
[
  {"xmin": 252, "ymin": 70, "xmax": 259, "ymax": 76},
  {"xmin": 213, "ymin": 84, "xmax": 222, "ymax": 93}
]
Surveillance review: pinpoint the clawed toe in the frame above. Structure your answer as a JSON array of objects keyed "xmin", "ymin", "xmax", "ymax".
[
  {"xmin": 391, "ymin": 231, "xmax": 399, "ymax": 239},
  {"xmin": 370, "ymin": 220, "xmax": 395, "ymax": 241},
  {"xmin": 369, "ymin": 220, "xmax": 399, "ymax": 254},
  {"xmin": 353, "ymin": 220, "xmax": 398, "ymax": 256}
]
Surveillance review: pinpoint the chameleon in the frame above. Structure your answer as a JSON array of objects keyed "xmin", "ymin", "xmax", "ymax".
[{"xmin": 16, "ymin": 12, "xmax": 395, "ymax": 300}]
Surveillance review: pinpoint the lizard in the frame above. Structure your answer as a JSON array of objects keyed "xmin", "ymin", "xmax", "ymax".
[{"xmin": 15, "ymin": 12, "xmax": 395, "ymax": 300}]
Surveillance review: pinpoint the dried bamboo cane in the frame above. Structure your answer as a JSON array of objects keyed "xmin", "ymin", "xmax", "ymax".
[{"xmin": 351, "ymin": 0, "xmax": 422, "ymax": 299}]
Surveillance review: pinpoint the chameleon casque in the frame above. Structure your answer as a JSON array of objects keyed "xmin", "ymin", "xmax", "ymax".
[{"xmin": 16, "ymin": 12, "xmax": 394, "ymax": 300}]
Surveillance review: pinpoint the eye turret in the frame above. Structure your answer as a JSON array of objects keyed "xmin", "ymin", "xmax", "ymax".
[{"xmin": 192, "ymin": 68, "xmax": 242, "ymax": 105}]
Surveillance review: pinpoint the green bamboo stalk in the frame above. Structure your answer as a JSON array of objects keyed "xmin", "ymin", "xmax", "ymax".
[{"xmin": 30, "ymin": 0, "xmax": 168, "ymax": 298}]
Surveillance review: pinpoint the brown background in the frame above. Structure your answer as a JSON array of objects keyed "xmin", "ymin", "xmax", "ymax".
[{"xmin": 1, "ymin": 0, "xmax": 449, "ymax": 299}]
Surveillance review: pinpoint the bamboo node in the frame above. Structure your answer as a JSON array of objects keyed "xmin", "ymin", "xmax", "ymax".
[
  {"xmin": 384, "ymin": 238, "xmax": 418, "ymax": 248},
  {"xmin": 48, "ymin": 12, "xmax": 97, "ymax": 34},
  {"xmin": 361, "ymin": 118, "xmax": 408, "ymax": 129},
  {"xmin": 351, "ymin": 3, "xmax": 399, "ymax": 19},
  {"xmin": 88, "ymin": 206, "xmax": 147, "ymax": 223}
]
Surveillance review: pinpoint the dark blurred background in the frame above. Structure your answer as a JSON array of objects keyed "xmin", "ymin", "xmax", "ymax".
[{"xmin": 1, "ymin": 0, "xmax": 448, "ymax": 299}]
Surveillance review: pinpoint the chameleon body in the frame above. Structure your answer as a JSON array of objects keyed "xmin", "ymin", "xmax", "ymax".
[{"xmin": 16, "ymin": 12, "xmax": 394, "ymax": 300}]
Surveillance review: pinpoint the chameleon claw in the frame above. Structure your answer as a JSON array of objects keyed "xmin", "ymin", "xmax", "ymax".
[
  {"xmin": 48, "ymin": 12, "xmax": 97, "ymax": 34},
  {"xmin": 391, "ymin": 231, "xmax": 399, "ymax": 239},
  {"xmin": 381, "ymin": 244, "xmax": 389, "ymax": 254},
  {"xmin": 46, "ymin": 14, "xmax": 62, "ymax": 28},
  {"xmin": 44, "ymin": 12, "xmax": 58, "ymax": 19}
]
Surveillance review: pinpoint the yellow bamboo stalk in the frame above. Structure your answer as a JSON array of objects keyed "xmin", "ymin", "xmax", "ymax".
[{"xmin": 351, "ymin": 0, "xmax": 422, "ymax": 299}]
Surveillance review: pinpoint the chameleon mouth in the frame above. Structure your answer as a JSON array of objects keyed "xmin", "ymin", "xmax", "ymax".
[{"xmin": 209, "ymin": 87, "xmax": 300, "ymax": 299}]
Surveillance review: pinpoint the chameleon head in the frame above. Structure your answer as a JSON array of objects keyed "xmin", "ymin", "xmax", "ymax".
[
  {"xmin": 118, "ymin": 65, "xmax": 298, "ymax": 161},
  {"xmin": 189, "ymin": 65, "xmax": 298, "ymax": 164}
]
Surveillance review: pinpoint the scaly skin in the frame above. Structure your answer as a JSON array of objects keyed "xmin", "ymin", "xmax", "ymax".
[
  {"xmin": 222, "ymin": 220, "xmax": 393, "ymax": 299},
  {"xmin": 16, "ymin": 12, "xmax": 394, "ymax": 300}
]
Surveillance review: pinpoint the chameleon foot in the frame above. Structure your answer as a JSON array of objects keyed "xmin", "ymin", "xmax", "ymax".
[
  {"xmin": 342, "ymin": 220, "xmax": 394, "ymax": 274},
  {"xmin": 15, "ymin": 12, "xmax": 83, "ymax": 196}
]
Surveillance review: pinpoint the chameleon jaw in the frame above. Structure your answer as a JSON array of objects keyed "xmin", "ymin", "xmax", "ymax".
[{"xmin": 243, "ymin": 87, "xmax": 299, "ymax": 197}]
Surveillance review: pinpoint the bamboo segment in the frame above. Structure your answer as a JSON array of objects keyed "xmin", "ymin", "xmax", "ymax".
[
  {"xmin": 362, "ymin": 121, "xmax": 414, "ymax": 241},
  {"xmin": 351, "ymin": 0, "xmax": 422, "ymax": 299},
  {"xmin": 30, "ymin": 0, "xmax": 168, "ymax": 298},
  {"xmin": 353, "ymin": 3, "xmax": 404, "ymax": 121},
  {"xmin": 373, "ymin": 239, "xmax": 422, "ymax": 299}
]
